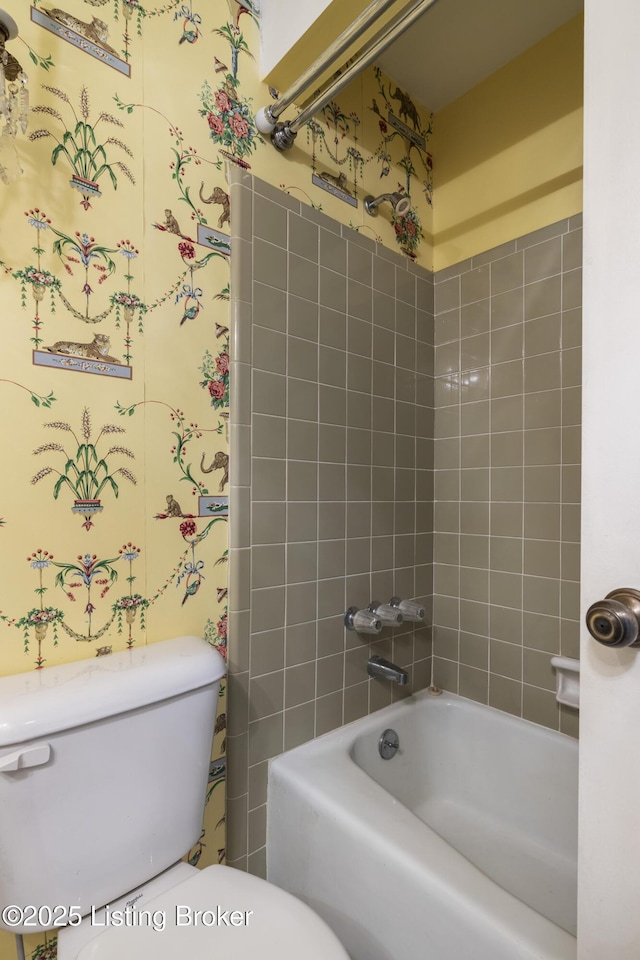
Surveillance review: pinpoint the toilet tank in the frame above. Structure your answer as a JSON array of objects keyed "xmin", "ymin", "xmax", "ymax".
[{"xmin": 0, "ymin": 636, "xmax": 225, "ymax": 933}]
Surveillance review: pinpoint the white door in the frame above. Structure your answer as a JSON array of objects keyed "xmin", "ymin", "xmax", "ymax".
[{"xmin": 579, "ymin": 2, "xmax": 640, "ymax": 956}]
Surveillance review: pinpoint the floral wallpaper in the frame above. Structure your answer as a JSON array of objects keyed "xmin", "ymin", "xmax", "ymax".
[{"xmin": 0, "ymin": 2, "xmax": 431, "ymax": 956}]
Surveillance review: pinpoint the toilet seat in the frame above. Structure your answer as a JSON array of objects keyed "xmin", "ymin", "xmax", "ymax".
[{"xmin": 62, "ymin": 865, "xmax": 349, "ymax": 959}]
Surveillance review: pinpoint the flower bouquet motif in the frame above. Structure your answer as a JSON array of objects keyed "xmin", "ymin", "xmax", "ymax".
[
  {"xmin": 199, "ymin": 81, "xmax": 257, "ymax": 168},
  {"xmin": 113, "ymin": 592, "xmax": 148, "ymax": 626},
  {"xmin": 111, "ymin": 291, "xmax": 147, "ymax": 324},
  {"xmin": 14, "ymin": 265, "xmax": 61, "ymax": 305},
  {"xmin": 17, "ymin": 606, "xmax": 64, "ymax": 642},
  {"xmin": 16, "ymin": 607, "xmax": 64, "ymax": 668},
  {"xmin": 205, "ymin": 609, "xmax": 227, "ymax": 660},
  {"xmin": 199, "ymin": 344, "xmax": 229, "ymax": 411},
  {"xmin": 121, "ymin": 0, "xmax": 144, "ymax": 17},
  {"xmin": 392, "ymin": 206, "xmax": 422, "ymax": 260},
  {"xmin": 14, "ymin": 264, "xmax": 61, "ymax": 347},
  {"xmin": 16, "ymin": 549, "xmax": 63, "ymax": 667},
  {"xmin": 120, "ymin": 0, "xmax": 146, "ymax": 39}
]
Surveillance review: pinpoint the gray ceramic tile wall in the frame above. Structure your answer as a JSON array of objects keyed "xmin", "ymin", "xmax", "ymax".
[
  {"xmin": 432, "ymin": 216, "xmax": 582, "ymax": 739},
  {"xmin": 227, "ymin": 169, "xmax": 434, "ymax": 875}
]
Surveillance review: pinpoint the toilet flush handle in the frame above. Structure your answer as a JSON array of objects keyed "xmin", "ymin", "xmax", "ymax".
[{"xmin": 0, "ymin": 742, "xmax": 51, "ymax": 772}]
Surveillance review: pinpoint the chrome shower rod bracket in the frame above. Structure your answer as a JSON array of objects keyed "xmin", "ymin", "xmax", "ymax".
[{"xmin": 270, "ymin": 122, "xmax": 298, "ymax": 151}]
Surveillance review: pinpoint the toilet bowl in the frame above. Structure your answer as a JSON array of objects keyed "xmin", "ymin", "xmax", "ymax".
[{"xmin": 58, "ymin": 862, "xmax": 349, "ymax": 959}]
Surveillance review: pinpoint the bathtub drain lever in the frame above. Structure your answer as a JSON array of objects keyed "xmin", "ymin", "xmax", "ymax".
[{"xmin": 378, "ymin": 728, "xmax": 399, "ymax": 759}]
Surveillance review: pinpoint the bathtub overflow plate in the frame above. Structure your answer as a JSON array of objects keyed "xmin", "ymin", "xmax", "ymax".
[{"xmin": 378, "ymin": 728, "xmax": 399, "ymax": 759}]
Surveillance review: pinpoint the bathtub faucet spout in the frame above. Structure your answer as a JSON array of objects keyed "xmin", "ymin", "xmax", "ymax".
[{"xmin": 367, "ymin": 655, "xmax": 408, "ymax": 685}]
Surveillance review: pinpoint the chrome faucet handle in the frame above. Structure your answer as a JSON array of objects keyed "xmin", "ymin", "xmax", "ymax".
[
  {"xmin": 368, "ymin": 601, "xmax": 403, "ymax": 627},
  {"xmin": 390, "ymin": 596, "xmax": 425, "ymax": 623},
  {"xmin": 344, "ymin": 606, "xmax": 382, "ymax": 635}
]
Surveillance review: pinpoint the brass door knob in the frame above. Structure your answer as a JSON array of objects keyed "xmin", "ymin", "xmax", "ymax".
[{"xmin": 585, "ymin": 588, "xmax": 640, "ymax": 647}]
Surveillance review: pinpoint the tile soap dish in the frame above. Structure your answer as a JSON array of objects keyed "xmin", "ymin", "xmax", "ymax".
[{"xmin": 550, "ymin": 656, "xmax": 580, "ymax": 709}]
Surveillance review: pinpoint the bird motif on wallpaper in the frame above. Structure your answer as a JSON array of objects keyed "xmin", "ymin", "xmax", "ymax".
[
  {"xmin": 179, "ymin": 302, "xmax": 200, "ymax": 326},
  {"xmin": 176, "ymin": 515, "xmax": 218, "ymax": 604},
  {"xmin": 181, "ymin": 576, "xmax": 202, "ymax": 605},
  {"xmin": 179, "ymin": 27, "xmax": 199, "ymax": 45}
]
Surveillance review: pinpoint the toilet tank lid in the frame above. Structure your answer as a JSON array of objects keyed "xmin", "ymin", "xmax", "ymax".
[{"xmin": 0, "ymin": 636, "xmax": 225, "ymax": 747}]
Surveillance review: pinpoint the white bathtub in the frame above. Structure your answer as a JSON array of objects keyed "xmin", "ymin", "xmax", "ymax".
[{"xmin": 267, "ymin": 690, "xmax": 577, "ymax": 960}]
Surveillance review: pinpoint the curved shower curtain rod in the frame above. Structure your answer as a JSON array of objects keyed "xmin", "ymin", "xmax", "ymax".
[{"xmin": 256, "ymin": 0, "xmax": 440, "ymax": 151}]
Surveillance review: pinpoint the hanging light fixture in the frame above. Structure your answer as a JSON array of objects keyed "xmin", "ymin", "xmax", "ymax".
[{"xmin": 0, "ymin": 9, "xmax": 28, "ymax": 183}]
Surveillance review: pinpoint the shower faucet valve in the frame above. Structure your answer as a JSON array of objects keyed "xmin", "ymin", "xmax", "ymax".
[
  {"xmin": 368, "ymin": 601, "xmax": 403, "ymax": 627},
  {"xmin": 344, "ymin": 606, "xmax": 382, "ymax": 635},
  {"xmin": 389, "ymin": 596, "xmax": 425, "ymax": 623}
]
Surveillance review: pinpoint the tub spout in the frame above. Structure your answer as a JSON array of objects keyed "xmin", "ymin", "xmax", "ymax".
[{"xmin": 367, "ymin": 655, "xmax": 408, "ymax": 685}]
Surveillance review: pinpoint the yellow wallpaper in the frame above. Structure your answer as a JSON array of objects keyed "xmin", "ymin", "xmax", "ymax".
[
  {"xmin": 0, "ymin": 4, "xmax": 433, "ymax": 679},
  {"xmin": 432, "ymin": 14, "xmax": 583, "ymax": 270},
  {"xmin": 0, "ymin": 2, "xmax": 432, "ymax": 956}
]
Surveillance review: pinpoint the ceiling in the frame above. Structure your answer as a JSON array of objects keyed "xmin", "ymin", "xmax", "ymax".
[{"xmin": 376, "ymin": 0, "xmax": 583, "ymax": 112}]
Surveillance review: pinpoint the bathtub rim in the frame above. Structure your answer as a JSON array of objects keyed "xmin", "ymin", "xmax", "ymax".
[{"xmin": 268, "ymin": 687, "xmax": 579, "ymax": 771}]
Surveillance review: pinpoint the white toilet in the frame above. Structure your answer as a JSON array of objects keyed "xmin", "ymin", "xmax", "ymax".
[{"xmin": 0, "ymin": 636, "xmax": 349, "ymax": 959}]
